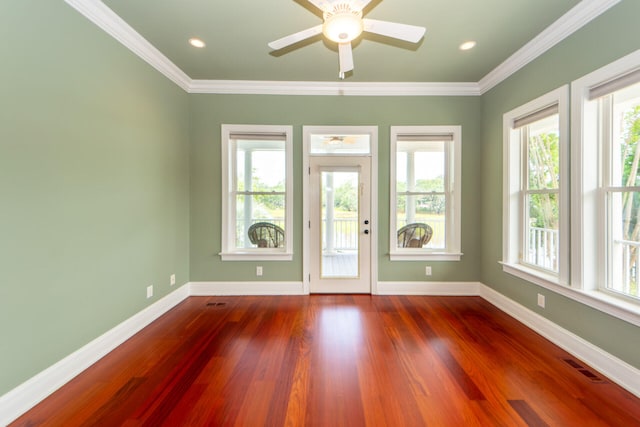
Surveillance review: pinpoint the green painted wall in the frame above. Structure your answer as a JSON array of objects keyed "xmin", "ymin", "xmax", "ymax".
[
  {"xmin": 2, "ymin": 0, "xmax": 640, "ymax": 404},
  {"xmin": 189, "ymin": 95, "xmax": 482, "ymax": 283},
  {"xmin": 0, "ymin": 2, "xmax": 190, "ymax": 395},
  {"xmin": 480, "ymin": 0, "xmax": 640, "ymax": 369}
]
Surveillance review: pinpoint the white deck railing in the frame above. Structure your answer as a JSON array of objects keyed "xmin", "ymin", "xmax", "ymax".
[
  {"xmin": 613, "ymin": 239, "xmax": 640, "ymax": 298},
  {"xmin": 322, "ymin": 218, "xmax": 359, "ymax": 250},
  {"xmin": 527, "ymin": 226, "xmax": 558, "ymax": 272}
]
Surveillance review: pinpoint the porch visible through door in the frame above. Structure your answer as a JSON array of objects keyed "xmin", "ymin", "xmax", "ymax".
[{"xmin": 309, "ymin": 156, "xmax": 371, "ymax": 293}]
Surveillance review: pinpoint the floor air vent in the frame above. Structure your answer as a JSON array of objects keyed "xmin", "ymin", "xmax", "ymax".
[
  {"xmin": 563, "ymin": 358, "xmax": 584, "ymax": 369},
  {"xmin": 563, "ymin": 359, "xmax": 606, "ymax": 383},
  {"xmin": 578, "ymin": 369, "xmax": 606, "ymax": 383},
  {"xmin": 206, "ymin": 302, "xmax": 227, "ymax": 307}
]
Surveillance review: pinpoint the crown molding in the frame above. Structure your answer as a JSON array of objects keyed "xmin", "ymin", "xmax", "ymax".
[
  {"xmin": 64, "ymin": 0, "xmax": 191, "ymax": 91},
  {"xmin": 478, "ymin": 0, "xmax": 622, "ymax": 94},
  {"xmin": 67, "ymin": 0, "xmax": 620, "ymax": 97},
  {"xmin": 189, "ymin": 80, "xmax": 481, "ymax": 96}
]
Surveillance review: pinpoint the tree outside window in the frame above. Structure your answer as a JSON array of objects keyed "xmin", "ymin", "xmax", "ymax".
[
  {"xmin": 523, "ymin": 115, "xmax": 560, "ymax": 272},
  {"xmin": 606, "ymin": 83, "xmax": 640, "ymax": 299}
]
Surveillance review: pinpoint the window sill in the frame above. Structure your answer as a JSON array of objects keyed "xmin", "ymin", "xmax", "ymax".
[
  {"xmin": 576, "ymin": 289, "xmax": 640, "ymax": 326},
  {"xmin": 219, "ymin": 251, "xmax": 293, "ymax": 261},
  {"xmin": 500, "ymin": 261, "xmax": 640, "ymax": 327},
  {"xmin": 389, "ymin": 251, "xmax": 462, "ymax": 261}
]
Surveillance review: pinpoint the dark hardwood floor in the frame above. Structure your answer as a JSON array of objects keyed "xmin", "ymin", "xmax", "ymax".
[{"xmin": 10, "ymin": 295, "xmax": 640, "ymax": 426}]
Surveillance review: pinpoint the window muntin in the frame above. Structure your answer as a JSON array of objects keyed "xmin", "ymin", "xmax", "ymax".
[
  {"xmin": 220, "ymin": 125, "xmax": 293, "ymax": 260},
  {"xmin": 599, "ymin": 81, "xmax": 640, "ymax": 300},
  {"xmin": 502, "ymin": 86, "xmax": 568, "ymax": 286},
  {"xmin": 390, "ymin": 127, "xmax": 461, "ymax": 260}
]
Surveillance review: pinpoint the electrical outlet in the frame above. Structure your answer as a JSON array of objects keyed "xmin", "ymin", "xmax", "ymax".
[
  {"xmin": 425, "ymin": 266, "xmax": 432, "ymax": 276},
  {"xmin": 170, "ymin": 274, "xmax": 176, "ymax": 286},
  {"xmin": 147, "ymin": 285, "xmax": 153, "ymax": 299},
  {"xmin": 537, "ymin": 293, "xmax": 545, "ymax": 308},
  {"xmin": 256, "ymin": 266, "xmax": 263, "ymax": 276}
]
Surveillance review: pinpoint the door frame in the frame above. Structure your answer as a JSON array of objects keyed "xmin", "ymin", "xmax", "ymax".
[{"xmin": 302, "ymin": 126, "xmax": 378, "ymax": 294}]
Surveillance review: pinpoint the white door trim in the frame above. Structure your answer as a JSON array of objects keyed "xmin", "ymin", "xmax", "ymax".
[{"xmin": 302, "ymin": 126, "xmax": 378, "ymax": 295}]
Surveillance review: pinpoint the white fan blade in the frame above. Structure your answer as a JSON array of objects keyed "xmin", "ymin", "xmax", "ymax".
[
  {"xmin": 307, "ymin": 0, "xmax": 333, "ymax": 12},
  {"xmin": 268, "ymin": 25, "xmax": 323, "ymax": 50},
  {"xmin": 338, "ymin": 42, "xmax": 354, "ymax": 73},
  {"xmin": 353, "ymin": 0, "xmax": 373, "ymax": 11},
  {"xmin": 363, "ymin": 19, "xmax": 426, "ymax": 43}
]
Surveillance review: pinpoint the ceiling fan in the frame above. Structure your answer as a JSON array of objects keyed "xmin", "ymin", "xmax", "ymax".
[
  {"xmin": 268, "ymin": 0, "xmax": 426, "ymax": 79},
  {"xmin": 322, "ymin": 135, "xmax": 358, "ymax": 145}
]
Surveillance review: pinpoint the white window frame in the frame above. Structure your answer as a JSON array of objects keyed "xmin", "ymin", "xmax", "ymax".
[
  {"xmin": 389, "ymin": 126, "xmax": 462, "ymax": 261},
  {"xmin": 571, "ymin": 49, "xmax": 640, "ymax": 322},
  {"xmin": 502, "ymin": 86, "xmax": 569, "ymax": 287},
  {"xmin": 219, "ymin": 124, "xmax": 293, "ymax": 261}
]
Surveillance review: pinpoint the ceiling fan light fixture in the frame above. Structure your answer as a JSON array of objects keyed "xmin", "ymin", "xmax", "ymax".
[
  {"xmin": 268, "ymin": 1, "xmax": 426, "ymax": 79},
  {"xmin": 323, "ymin": 11, "xmax": 363, "ymax": 43}
]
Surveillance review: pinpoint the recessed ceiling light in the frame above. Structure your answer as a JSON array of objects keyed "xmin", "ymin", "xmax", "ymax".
[
  {"xmin": 189, "ymin": 38, "xmax": 206, "ymax": 48},
  {"xmin": 459, "ymin": 41, "xmax": 476, "ymax": 51}
]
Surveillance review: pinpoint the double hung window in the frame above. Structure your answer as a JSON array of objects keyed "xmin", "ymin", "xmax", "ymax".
[
  {"xmin": 573, "ymin": 55, "xmax": 640, "ymax": 302},
  {"xmin": 220, "ymin": 125, "xmax": 293, "ymax": 260},
  {"xmin": 599, "ymin": 78, "xmax": 640, "ymax": 300},
  {"xmin": 503, "ymin": 87, "xmax": 569, "ymax": 285},
  {"xmin": 389, "ymin": 126, "xmax": 461, "ymax": 260}
]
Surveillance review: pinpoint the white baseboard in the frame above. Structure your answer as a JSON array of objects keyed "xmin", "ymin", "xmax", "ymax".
[
  {"xmin": 0, "ymin": 284, "xmax": 190, "ymax": 427},
  {"xmin": 189, "ymin": 281, "xmax": 305, "ymax": 296},
  {"xmin": 3, "ymin": 280, "xmax": 639, "ymax": 426},
  {"xmin": 376, "ymin": 281, "xmax": 481, "ymax": 295},
  {"xmin": 479, "ymin": 283, "xmax": 640, "ymax": 398}
]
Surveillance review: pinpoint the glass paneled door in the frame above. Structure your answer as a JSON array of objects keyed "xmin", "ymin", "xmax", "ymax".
[{"xmin": 309, "ymin": 156, "xmax": 371, "ymax": 293}]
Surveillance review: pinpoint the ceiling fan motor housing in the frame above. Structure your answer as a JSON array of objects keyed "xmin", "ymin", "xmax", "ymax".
[{"xmin": 323, "ymin": 3, "xmax": 363, "ymax": 43}]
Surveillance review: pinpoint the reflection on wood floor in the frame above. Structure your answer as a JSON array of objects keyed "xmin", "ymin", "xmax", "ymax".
[{"xmin": 12, "ymin": 295, "xmax": 640, "ymax": 426}]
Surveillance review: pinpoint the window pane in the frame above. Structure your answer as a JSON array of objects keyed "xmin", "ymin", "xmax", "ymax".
[
  {"xmin": 235, "ymin": 141, "xmax": 285, "ymax": 192},
  {"xmin": 321, "ymin": 171, "xmax": 359, "ymax": 278},
  {"xmin": 310, "ymin": 134, "xmax": 371, "ymax": 154},
  {"xmin": 608, "ymin": 191, "xmax": 640, "ymax": 299},
  {"xmin": 235, "ymin": 194, "xmax": 285, "ymax": 249},
  {"xmin": 525, "ymin": 193, "xmax": 559, "ymax": 272},
  {"xmin": 527, "ymin": 115, "xmax": 559, "ymax": 190},
  {"xmin": 396, "ymin": 140, "xmax": 445, "ymax": 192},
  {"xmin": 396, "ymin": 194, "xmax": 445, "ymax": 249},
  {"xmin": 611, "ymin": 82, "xmax": 640, "ymax": 187},
  {"xmin": 606, "ymin": 83, "xmax": 640, "ymax": 299}
]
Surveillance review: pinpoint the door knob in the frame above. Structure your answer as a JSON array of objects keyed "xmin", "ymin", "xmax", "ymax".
[
  {"xmin": 364, "ymin": 229, "xmax": 370, "ymax": 234},
  {"xmin": 364, "ymin": 220, "xmax": 369, "ymax": 224}
]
